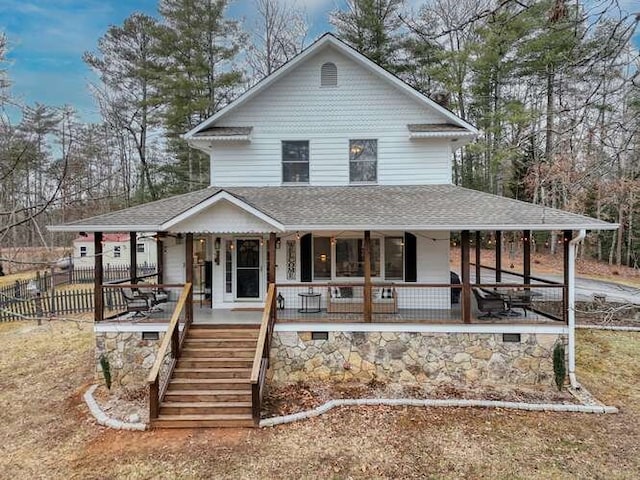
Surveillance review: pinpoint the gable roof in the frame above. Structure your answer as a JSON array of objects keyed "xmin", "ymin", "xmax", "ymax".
[
  {"xmin": 184, "ymin": 33, "xmax": 479, "ymax": 140},
  {"xmin": 49, "ymin": 185, "xmax": 616, "ymax": 233}
]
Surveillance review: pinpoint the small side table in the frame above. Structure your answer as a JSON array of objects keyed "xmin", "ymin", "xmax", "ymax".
[{"xmin": 298, "ymin": 292, "xmax": 321, "ymax": 313}]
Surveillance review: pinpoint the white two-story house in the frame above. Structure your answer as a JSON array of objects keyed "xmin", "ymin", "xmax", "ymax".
[{"xmin": 50, "ymin": 34, "xmax": 615, "ymax": 428}]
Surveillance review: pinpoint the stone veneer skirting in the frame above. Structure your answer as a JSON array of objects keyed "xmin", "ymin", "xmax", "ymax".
[
  {"xmin": 95, "ymin": 330, "xmax": 165, "ymax": 388},
  {"xmin": 269, "ymin": 331, "xmax": 565, "ymax": 386}
]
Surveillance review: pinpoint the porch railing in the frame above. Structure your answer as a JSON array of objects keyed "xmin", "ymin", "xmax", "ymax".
[
  {"xmin": 251, "ymin": 283, "xmax": 276, "ymax": 425},
  {"xmin": 147, "ymin": 282, "xmax": 192, "ymax": 421},
  {"xmin": 273, "ymin": 281, "xmax": 565, "ymax": 324}
]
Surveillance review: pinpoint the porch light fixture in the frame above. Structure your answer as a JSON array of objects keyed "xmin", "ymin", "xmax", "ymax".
[
  {"xmin": 214, "ymin": 237, "xmax": 221, "ymax": 251},
  {"xmin": 320, "ymin": 254, "xmax": 327, "ymax": 262},
  {"xmin": 275, "ymin": 238, "xmax": 281, "ymax": 249},
  {"xmin": 296, "ymin": 232, "xmax": 300, "ymax": 240}
]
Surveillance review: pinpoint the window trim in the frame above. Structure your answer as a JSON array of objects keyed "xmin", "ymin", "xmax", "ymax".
[
  {"xmin": 136, "ymin": 242, "xmax": 145, "ymax": 253},
  {"xmin": 281, "ymin": 140, "xmax": 310, "ymax": 185},
  {"xmin": 349, "ymin": 139, "xmax": 378, "ymax": 184},
  {"xmin": 79, "ymin": 246, "xmax": 87, "ymax": 258},
  {"xmin": 113, "ymin": 246, "xmax": 121, "ymax": 258}
]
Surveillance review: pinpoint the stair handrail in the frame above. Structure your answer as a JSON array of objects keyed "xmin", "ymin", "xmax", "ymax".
[
  {"xmin": 147, "ymin": 282, "xmax": 192, "ymax": 421},
  {"xmin": 250, "ymin": 283, "xmax": 276, "ymax": 424}
]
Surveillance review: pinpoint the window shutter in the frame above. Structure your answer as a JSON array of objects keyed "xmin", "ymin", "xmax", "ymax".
[
  {"xmin": 321, "ymin": 62, "xmax": 337, "ymax": 86},
  {"xmin": 404, "ymin": 232, "xmax": 417, "ymax": 282},
  {"xmin": 300, "ymin": 234, "xmax": 312, "ymax": 282}
]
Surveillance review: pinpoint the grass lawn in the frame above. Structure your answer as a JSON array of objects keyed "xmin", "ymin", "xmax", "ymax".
[{"xmin": 0, "ymin": 321, "xmax": 639, "ymax": 479}]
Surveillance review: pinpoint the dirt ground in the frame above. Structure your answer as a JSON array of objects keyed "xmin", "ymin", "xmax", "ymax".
[{"xmin": 0, "ymin": 320, "xmax": 639, "ymax": 479}]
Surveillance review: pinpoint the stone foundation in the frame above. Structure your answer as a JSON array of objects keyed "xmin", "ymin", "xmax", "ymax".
[
  {"xmin": 95, "ymin": 330, "xmax": 165, "ymax": 388},
  {"xmin": 269, "ymin": 331, "xmax": 565, "ymax": 386}
]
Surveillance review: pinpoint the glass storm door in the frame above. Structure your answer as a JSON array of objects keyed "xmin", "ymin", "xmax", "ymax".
[{"xmin": 235, "ymin": 239, "xmax": 261, "ymax": 299}]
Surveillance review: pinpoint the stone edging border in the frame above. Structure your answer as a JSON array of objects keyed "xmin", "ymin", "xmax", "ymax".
[
  {"xmin": 259, "ymin": 397, "xmax": 619, "ymax": 427},
  {"xmin": 577, "ymin": 324, "xmax": 640, "ymax": 332},
  {"xmin": 83, "ymin": 385, "xmax": 147, "ymax": 431}
]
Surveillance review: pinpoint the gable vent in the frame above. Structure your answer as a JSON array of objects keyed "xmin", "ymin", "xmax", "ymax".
[{"xmin": 321, "ymin": 62, "xmax": 337, "ymax": 87}]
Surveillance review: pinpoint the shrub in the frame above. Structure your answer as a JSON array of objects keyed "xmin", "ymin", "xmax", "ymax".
[
  {"xmin": 100, "ymin": 355, "xmax": 112, "ymax": 390},
  {"xmin": 553, "ymin": 343, "xmax": 566, "ymax": 391}
]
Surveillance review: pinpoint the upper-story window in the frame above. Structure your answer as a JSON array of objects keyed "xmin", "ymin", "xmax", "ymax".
[
  {"xmin": 321, "ymin": 62, "xmax": 337, "ymax": 87},
  {"xmin": 137, "ymin": 242, "xmax": 145, "ymax": 253},
  {"xmin": 282, "ymin": 140, "xmax": 309, "ymax": 183},
  {"xmin": 349, "ymin": 139, "xmax": 377, "ymax": 183},
  {"xmin": 113, "ymin": 246, "xmax": 121, "ymax": 258},
  {"xmin": 79, "ymin": 246, "xmax": 87, "ymax": 257}
]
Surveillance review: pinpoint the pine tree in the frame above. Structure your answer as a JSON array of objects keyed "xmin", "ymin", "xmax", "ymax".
[
  {"xmin": 152, "ymin": 0, "xmax": 245, "ymax": 193},
  {"xmin": 330, "ymin": 0, "xmax": 404, "ymax": 71}
]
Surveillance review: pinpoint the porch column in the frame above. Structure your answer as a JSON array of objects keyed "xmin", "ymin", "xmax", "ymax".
[
  {"xmin": 94, "ymin": 232, "xmax": 104, "ymax": 323},
  {"xmin": 563, "ymin": 230, "xmax": 571, "ymax": 325},
  {"xmin": 495, "ymin": 231, "xmax": 502, "ymax": 283},
  {"xmin": 129, "ymin": 231, "xmax": 137, "ymax": 281},
  {"xmin": 268, "ymin": 233, "xmax": 276, "ymax": 284},
  {"xmin": 461, "ymin": 230, "xmax": 471, "ymax": 324},
  {"xmin": 156, "ymin": 233, "xmax": 165, "ymax": 284},
  {"xmin": 523, "ymin": 230, "xmax": 531, "ymax": 286},
  {"xmin": 363, "ymin": 230, "xmax": 372, "ymax": 323},
  {"xmin": 185, "ymin": 233, "xmax": 194, "ymax": 325},
  {"xmin": 475, "ymin": 231, "xmax": 481, "ymax": 284}
]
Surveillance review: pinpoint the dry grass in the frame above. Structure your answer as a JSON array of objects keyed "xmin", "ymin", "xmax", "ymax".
[{"xmin": 1, "ymin": 322, "xmax": 639, "ymax": 479}]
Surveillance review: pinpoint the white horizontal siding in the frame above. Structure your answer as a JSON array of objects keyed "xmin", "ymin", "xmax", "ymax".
[
  {"xmin": 209, "ymin": 47, "xmax": 453, "ymax": 187},
  {"xmin": 170, "ymin": 200, "xmax": 276, "ymax": 233}
]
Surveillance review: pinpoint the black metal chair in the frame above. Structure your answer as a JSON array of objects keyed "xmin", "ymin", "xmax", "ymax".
[
  {"xmin": 472, "ymin": 288, "xmax": 506, "ymax": 319},
  {"xmin": 121, "ymin": 287, "xmax": 153, "ymax": 317}
]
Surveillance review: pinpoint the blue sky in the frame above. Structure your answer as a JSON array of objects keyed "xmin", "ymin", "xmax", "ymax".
[
  {"xmin": 0, "ymin": 0, "xmax": 337, "ymax": 122},
  {"xmin": 1, "ymin": 0, "xmax": 638, "ymax": 123}
]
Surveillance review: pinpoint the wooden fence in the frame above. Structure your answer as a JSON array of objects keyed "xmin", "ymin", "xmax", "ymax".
[
  {"xmin": 0, "ymin": 264, "xmax": 156, "ymax": 301},
  {"xmin": 0, "ymin": 288, "xmax": 126, "ymax": 322}
]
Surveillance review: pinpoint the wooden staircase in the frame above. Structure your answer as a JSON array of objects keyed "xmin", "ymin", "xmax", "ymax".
[{"xmin": 151, "ymin": 324, "xmax": 260, "ymax": 428}]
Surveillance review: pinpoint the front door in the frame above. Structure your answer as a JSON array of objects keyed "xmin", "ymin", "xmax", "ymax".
[{"xmin": 235, "ymin": 239, "xmax": 261, "ymax": 299}]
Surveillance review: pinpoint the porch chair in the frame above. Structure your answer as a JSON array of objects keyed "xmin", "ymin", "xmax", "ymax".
[
  {"xmin": 472, "ymin": 288, "xmax": 506, "ymax": 319},
  {"xmin": 121, "ymin": 287, "xmax": 154, "ymax": 317}
]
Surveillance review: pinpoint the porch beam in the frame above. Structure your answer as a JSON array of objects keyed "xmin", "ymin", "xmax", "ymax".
[
  {"xmin": 268, "ymin": 233, "xmax": 276, "ymax": 284},
  {"xmin": 563, "ymin": 230, "xmax": 571, "ymax": 325},
  {"xmin": 523, "ymin": 230, "xmax": 531, "ymax": 286},
  {"xmin": 94, "ymin": 232, "xmax": 104, "ymax": 323},
  {"xmin": 129, "ymin": 231, "xmax": 137, "ymax": 282},
  {"xmin": 475, "ymin": 231, "xmax": 481, "ymax": 284},
  {"xmin": 495, "ymin": 231, "xmax": 502, "ymax": 283},
  {"xmin": 185, "ymin": 233, "xmax": 194, "ymax": 325},
  {"xmin": 461, "ymin": 230, "xmax": 471, "ymax": 324},
  {"xmin": 363, "ymin": 230, "xmax": 372, "ymax": 323}
]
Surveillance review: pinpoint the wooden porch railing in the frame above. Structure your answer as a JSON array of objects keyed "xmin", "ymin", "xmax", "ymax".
[
  {"xmin": 147, "ymin": 282, "xmax": 192, "ymax": 421},
  {"xmin": 250, "ymin": 283, "xmax": 277, "ymax": 425}
]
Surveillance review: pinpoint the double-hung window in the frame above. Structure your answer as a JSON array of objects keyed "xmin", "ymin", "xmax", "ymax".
[
  {"xmin": 282, "ymin": 140, "xmax": 309, "ymax": 183},
  {"xmin": 349, "ymin": 139, "xmax": 377, "ymax": 183}
]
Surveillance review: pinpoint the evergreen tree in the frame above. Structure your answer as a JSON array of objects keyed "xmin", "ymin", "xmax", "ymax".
[
  {"xmin": 84, "ymin": 13, "xmax": 161, "ymax": 201},
  {"xmin": 152, "ymin": 0, "xmax": 245, "ymax": 193},
  {"xmin": 330, "ymin": 0, "xmax": 404, "ymax": 71}
]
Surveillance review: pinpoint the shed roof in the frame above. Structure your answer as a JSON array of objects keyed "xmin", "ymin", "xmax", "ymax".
[{"xmin": 49, "ymin": 185, "xmax": 616, "ymax": 233}]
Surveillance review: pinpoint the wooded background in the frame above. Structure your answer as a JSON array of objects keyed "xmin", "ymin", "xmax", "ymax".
[{"xmin": 1, "ymin": 0, "xmax": 638, "ymax": 270}]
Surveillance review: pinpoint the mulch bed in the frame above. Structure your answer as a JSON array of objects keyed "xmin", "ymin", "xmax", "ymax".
[
  {"xmin": 262, "ymin": 380, "xmax": 577, "ymax": 418},
  {"xmin": 92, "ymin": 384, "xmax": 149, "ymax": 424}
]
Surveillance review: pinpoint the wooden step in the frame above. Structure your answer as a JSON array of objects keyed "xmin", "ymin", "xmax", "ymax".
[
  {"xmin": 168, "ymin": 378, "xmax": 251, "ymax": 391},
  {"xmin": 160, "ymin": 401, "xmax": 252, "ymax": 415},
  {"xmin": 183, "ymin": 338, "xmax": 258, "ymax": 348},
  {"xmin": 172, "ymin": 368, "xmax": 252, "ymax": 379},
  {"xmin": 152, "ymin": 414, "xmax": 255, "ymax": 428},
  {"xmin": 177, "ymin": 357, "xmax": 253, "ymax": 369},
  {"xmin": 181, "ymin": 347, "xmax": 256, "ymax": 358},
  {"xmin": 164, "ymin": 389, "xmax": 252, "ymax": 402},
  {"xmin": 188, "ymin": 328, "xmax": 259, "ymax": 339}
]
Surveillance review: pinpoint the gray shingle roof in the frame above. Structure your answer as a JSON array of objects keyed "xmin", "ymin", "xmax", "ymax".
[
  {"xmin": 192, "ymin": 127, "xmax": 252, "ymax": 138},
  {"xmin": 407, "ymin": 124, "xmax": 470, "ymax": 133},
  {"xmin": 49, "ymin": 184, "xmax": 616, "ymax": 232}
]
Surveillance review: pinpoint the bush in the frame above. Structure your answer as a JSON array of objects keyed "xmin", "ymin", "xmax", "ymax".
[
  {"xmin": 99, "ymin": 355, "xmax": 112, "ymax": 390},
  {"xmin": 553, "ymin": 343, "xmax": 566, "ymax": 391}
]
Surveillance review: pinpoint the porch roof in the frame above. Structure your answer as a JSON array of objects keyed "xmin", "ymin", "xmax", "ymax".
[{"xmin": 48, "ymin": 184, "xmax": 617, "ymax": 233}]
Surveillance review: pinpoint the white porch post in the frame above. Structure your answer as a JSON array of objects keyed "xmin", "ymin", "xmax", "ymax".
[{"xmin": 568, "ymin": 229, "xmax": 586, "ymax": 388}]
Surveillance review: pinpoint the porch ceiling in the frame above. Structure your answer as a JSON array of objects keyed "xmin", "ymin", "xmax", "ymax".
[{"xmin": 47, "ymin": 184, "xmax": 617, "ymax": 233}]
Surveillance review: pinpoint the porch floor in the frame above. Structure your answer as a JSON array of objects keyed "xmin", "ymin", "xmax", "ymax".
[{"xmin": 102, "ymin": 303, "xmax": 560, "ymax": 326}]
